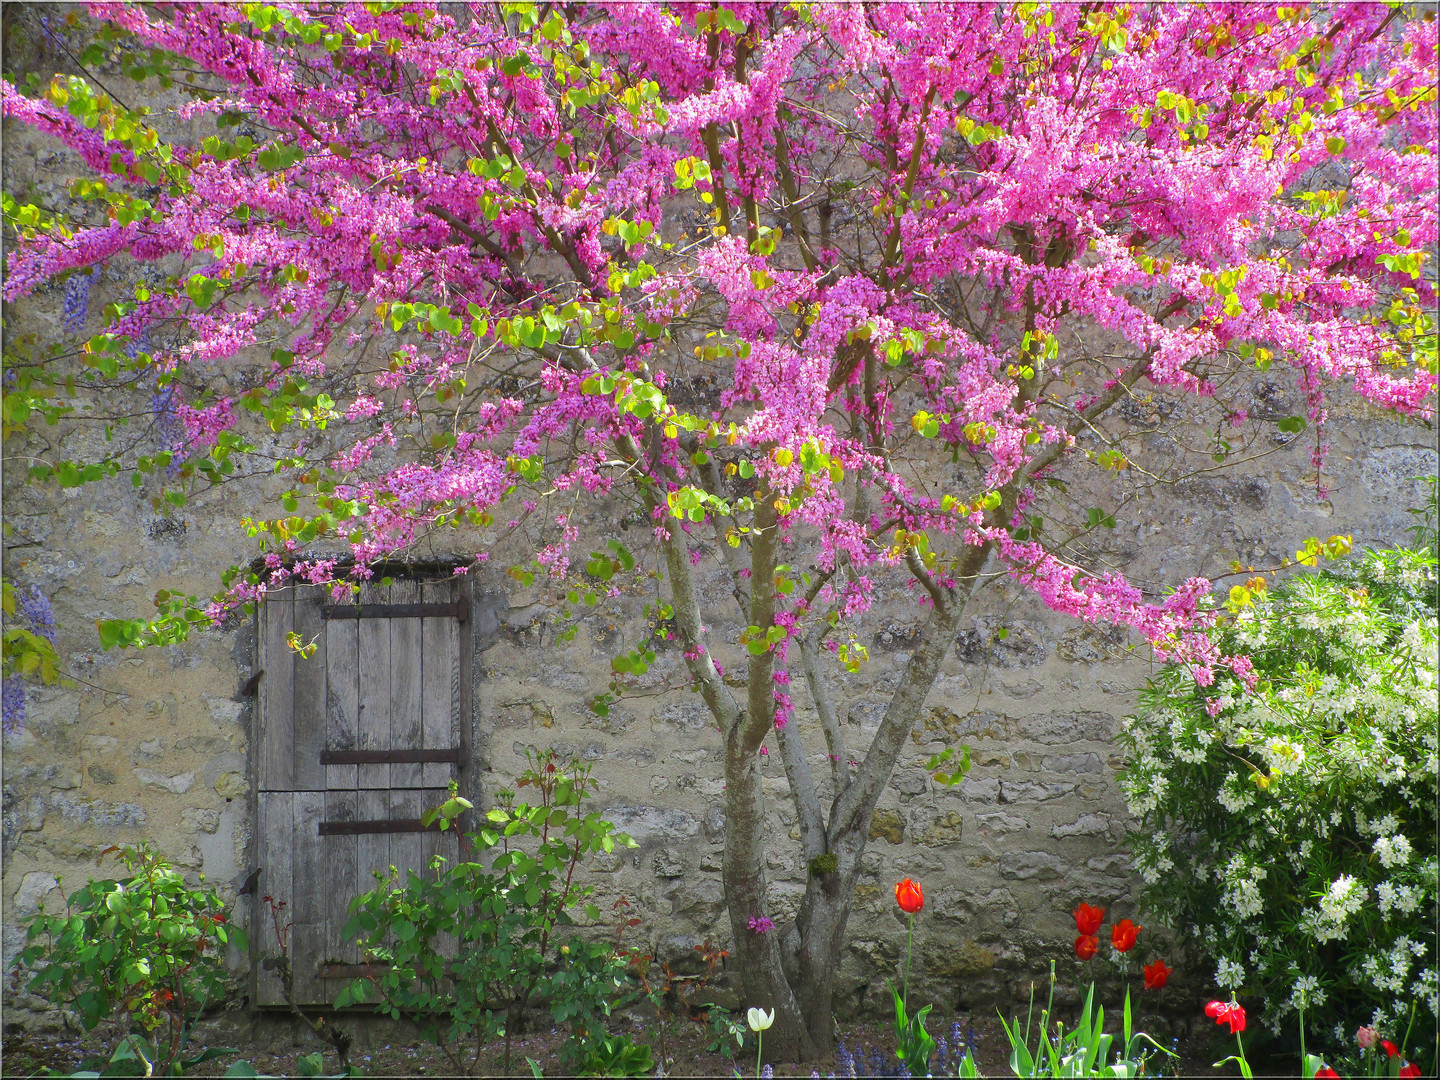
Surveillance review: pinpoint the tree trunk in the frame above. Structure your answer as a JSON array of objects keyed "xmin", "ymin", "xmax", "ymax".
[
  {"xmin": 722, "ymin": 569, "xmax": 974, "ymax": 1061},
  {"xmin": 723, "ymin": 731, "xmax": 818, "ymax": 1061}
]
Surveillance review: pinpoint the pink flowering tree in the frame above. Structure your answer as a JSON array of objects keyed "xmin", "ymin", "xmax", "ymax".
[{"xmin": 4, "ymin": 1, "xmax": 1436, "ymax": 1057}]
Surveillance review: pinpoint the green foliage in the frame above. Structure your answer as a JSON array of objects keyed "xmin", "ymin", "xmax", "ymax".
[
  {"xmin": 994, "ymin": 978, "xmax": 1167, "ymax": 1078},
  {"xmin": 2, "ymin": 577, "xmax": 63, "ymax": 686},
  {"xmin": 925, "ymin": 745, "xmax": 973, "ymax": 787},
  {"xmin": 566, "ymin": 1031, "xmax": 653, "ymax": 1077},
  {"xmin": 42, "ymin": 1035, "xmax": 239, "ymax": 1078},
  {"xmin": 1120, "ymin": 481, "xmax": 1438, "ymax": 1050},
  {"xmin": 14, "ymin": 843, "xmax": 246, "ymax": 1076},
  {"xmin": 888, "ymin": 978, "xmax": 936, "ymax": 1073},
  {"xmin": 808, "ymin": 852, "xmax": 839, "ymax": 877},
  {"xmin": 338, "ymin": 751, "xmax": 636, "ymax": 1077},
  {"xmin": 224, "ymin": 1052, "xmax": 363, "ymax": 1078}
]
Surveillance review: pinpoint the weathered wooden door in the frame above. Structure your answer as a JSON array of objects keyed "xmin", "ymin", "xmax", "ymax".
[{"xmin": 251, "ymin": 577, "xmax": 470, "ymax": 1006}]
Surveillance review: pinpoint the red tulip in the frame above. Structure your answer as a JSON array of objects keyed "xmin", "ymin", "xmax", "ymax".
[
  {"xmin": 1314, "ymin": 1068, "xmax": 1339, "ymax": 1079},
  {"xmin": 1382, "ymin": 1041, "xmax": 1400, "ymax": 1059},
  {"xmin": 1398, "ymin": 1064, "xmax": 1421, "ymax": 1078},
  {"xmin": 1142, "ymin": 959, "xmax": 1172, "ymax": 990},
  {"xmin": 1073, "ymin": 902, "xmax": 1105, "ymax": 936},
  {"xmin": 895, "ymin": 878, "xmax": 924, "ymax": 914},
  {"xmin": 1111, "ymin": 918, "xmax": 1140, "ymax": 953},
  {"xmin": 1074, "ymin": 934, "xmax": 1099, "ymax": 961},
  {"xmin": 1205, "ymin": 999, "xmax": 1246, "ymax": 1034}
]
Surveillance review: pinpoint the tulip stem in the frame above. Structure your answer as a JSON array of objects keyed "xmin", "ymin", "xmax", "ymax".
[
  {"xmin": 1297, "ymin": 1005, "xmax": 1306, "ymax": 1073},
  {"xmin": 903, "ymin": 911, "xmax": 914, "ymax": 1006},
  {"xmin": 755, "ymin": 1029, "xmax": 762, "ymax": 1080}
]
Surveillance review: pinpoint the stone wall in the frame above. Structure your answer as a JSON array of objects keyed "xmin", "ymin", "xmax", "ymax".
[
  {"xmin": 6, "ymin": 394, "xmax": 1432, "ymax": 1022},
  {"xmin": 3, "ymin": 15, "xmax": 1437, "ymax": 1022}
]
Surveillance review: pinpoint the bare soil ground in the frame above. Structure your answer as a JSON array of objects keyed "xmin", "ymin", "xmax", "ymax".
[{"xmin": 3, "ymin": 1009, "xmax": 1228, "ymax": 1078}]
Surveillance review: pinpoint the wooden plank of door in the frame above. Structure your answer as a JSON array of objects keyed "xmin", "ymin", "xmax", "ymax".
[
  {"xmin": 420, "ymin": 580, "xmax": 460, "ymax": 791},
  {"xmin": 388, "ymin": 786, "xmax": 426, "ymax": 893},
  {"xmin": 357, "ymin": 787, "xmax": 391, "ymax": 904},
  {"xmin": 389, "ymin": 580, "xmax": 424, "ymax": 789},
  {"xmin": 292, "ymin": 585, "xmax": 327, "ymax": 791},
  {"xmin": 324, "ymin": 789, "xmax": 360, "ymax": 971},
  {"xmin": 290, "ymin": 789, "xmax": 326, "ymax": 1005},
  {"xmin": 255, "ymin": 791, "xmax": 293, "ymax": 1006},
  {"xmin": 325, "ymin": 610, "xmax": 359, "ymax": 790},
  {"xmin": 355, "ymin": 787, "xmax": 391, "ymax": 991},
  {"xmin": 357, "ymin": 582, "xmax": 391, "ymax": 789},
  {"xmin": 435, "ymin": 823, "xmax": 460, "ymax": 982},
  {"xmin": 259, "ymin": 590, "xmax": 295, "ymax": 792}
]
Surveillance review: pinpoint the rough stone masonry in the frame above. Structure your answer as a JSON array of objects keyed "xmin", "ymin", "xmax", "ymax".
[
  {"xmin": 3, "ymin": 399, "xmax": 1433, "ymax": 1021},
  {"xmin": 2, "ymin": 18, "xmax": 1437, "ymax": 1025}
]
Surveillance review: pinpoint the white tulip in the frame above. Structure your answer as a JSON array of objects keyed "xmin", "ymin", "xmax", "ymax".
[{"xmin": 746, "ymin": 1007, "xmax": 774, "ymax": 1032}]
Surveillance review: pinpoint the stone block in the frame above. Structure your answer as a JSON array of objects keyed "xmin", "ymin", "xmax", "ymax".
[
  {"xmin": 82, "ymin": 734, "xmax": 119, "ymax": 753},
  {"xmin": 657, "ymin": 701, "xmax": 711, "ymax": 732},
  {"xmin": 848, "ymin": 936, "xmax": 898, "ymax": 966},
  {"xmin": 913, "ymin": 707, "xmax": 1009, "ymax": 744},
  {"xmin": 1051, "ymin": 814, "xmax": 1110, "ymax": 839},
  {"xmin": 1041, "ymin": 753, "xmax": 1104, "ymax": 774},
  {"xmin": 957, "ymin": 776, "xmax": 1000, "ymax": 803},
  {"xmin": 976, "ymin": 812, "xmax": 1030, "ymax": 836},
  {"xmin": 653, "ymin": 849, "xmax": 686, "ymax": 878},
  {"xmin": 171, "ymin": 844, "xmax": 205, "ymax": 869},
  {"xmin": 664, "ymin": 877, "xmax": 723, "ymax": 918},
  {"xmin": 1016, "ymin": 712, "xmax": 1114, "ymax": 744},
  {"xmin": 1000, "ymin": 779, "xmax": 1075, "ymax": 803},
  {"xmin": 999, "ymin": 678, "xmax": 1044, "ymax": 699},
  {"xmin": 87, "ymin": 764, "xmax": 117, "ymax": 786},
  {"xmin": 133, "ymin": 738, "xmax": 166, "ymax": 762},
  {"xmin": 14, "ymin": 872, "xmax": 59, "ymax": 918},
  {"xmin": 213, "ymin": 772, "xmax": 246, "ymax": 800},
  {"xmin": 602, "ymin": 804, "xmax": 701, "ymax": 843},
  {"xmin": 90, "ymin": 799, "xmax": 145, "ymax": 828},
  {"xmin": 1000, "ymin": 851, "xmax": 1067, "ymax": 881},
  {"xmin": 893, "ymin": 770, "xmax": 927, "ymax": 797},
  {"xmin": 43, "ymin": 836, "xmax": 101, "ymax": 860},
  {"xmin": 914, "ymin": 810, "xmax": 964, "ymax": 848},
  {"xmin": 18, "ymin": 796, "xmax": 45, "ymax": 832},
  {"xmin": 183, "ymin": 807, "xmax": 223, "ymax": 833},
  {"xmin": 203, "ymin": 695, "xmax": 243, "ymax": 726},
  {"xmin": 929, "ymin": 940, "xmax": 996, "ymax": 978},
  {"xmin": 135, "ymin": 768, "xmax": 195, "ymax": 794},
  {"xmin": 174, "ymin": 736, "xmax": 230, "ymax": 755},
  {"xmin": 1086, "ymin": 855, "xmax": 1130, "ymax": 875},
  {"xmin": 1056, "ymin": 623, "xmax": 1129, "ymax": 663},
  {"xmin": 869, "ymin": 808, "xmax": 905, "ymax": 844},
  {"xmin": 204, "ymin": 752, "xmax": 247, "ymax": 788}
]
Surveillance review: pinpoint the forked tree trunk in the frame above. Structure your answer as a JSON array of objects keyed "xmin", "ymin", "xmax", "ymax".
[{"xmin": 720, "ymin": 583, "xmax": 969, "ymax": 1060}]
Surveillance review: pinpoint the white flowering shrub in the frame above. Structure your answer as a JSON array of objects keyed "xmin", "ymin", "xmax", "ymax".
[{"xmin": 1120, "ymin": 488, "xmax": 1438, "ymax": 1053}]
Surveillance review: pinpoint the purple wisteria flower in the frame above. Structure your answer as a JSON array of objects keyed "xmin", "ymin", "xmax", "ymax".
[
  {"xmin": 18, "ymin": 585, "xmax": 55, "ymax": 644},
  {"xmin": 3, "ymin": 675, "xmax": 26, "ymax": 734},
  {"xmin": 61, "ymin": 269, "xmax": 93, "ymax": 336}
]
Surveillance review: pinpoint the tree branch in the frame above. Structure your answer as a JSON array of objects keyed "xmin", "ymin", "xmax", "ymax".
[
  {"xmin": 774, "ymin": 707, "xmax": 826, "ymax": 862},
  {"xmin": 826, "ymin": 539, "xmax": 987, "ymax": 844},
  {"xmin": 742, "ymin": 493, "xmax": 779, "ymax": 752},
  {"xmin": 800, "ymin": 633, "xmax": 849, "ymax": 795}
]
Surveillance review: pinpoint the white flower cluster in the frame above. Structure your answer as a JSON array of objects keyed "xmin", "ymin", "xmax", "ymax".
[
  {"xmin": 1375, "ymin": 834, "xmax": 1412, "ymax": 870},
  {"xmin": 1215, "ymin": 956, "xmax": 1246, "ymax": 989},
  {"xmin": 1353, "ymin": 936, "xmax": 1428, "ymax": 996},
  {"xmin": 1119, "ymin": 534, "xmax": 1439, "ymax": 1052},
  {"xmin": 1308, "ymin": 875, "xmax": 1367, "ymax": 943}
]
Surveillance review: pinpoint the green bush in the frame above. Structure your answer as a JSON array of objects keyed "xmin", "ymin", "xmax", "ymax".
[
  {"xmin": 338, "ymin": 749, "xmax": 638, "ymax": 1078},
  {"xmin": 1119, "ymin": 486, "xmax": 1438, "ymax": 1055},
  {"xmin": 13, "ymin": 843, "xmax": 245, "ymax": 1076}
]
